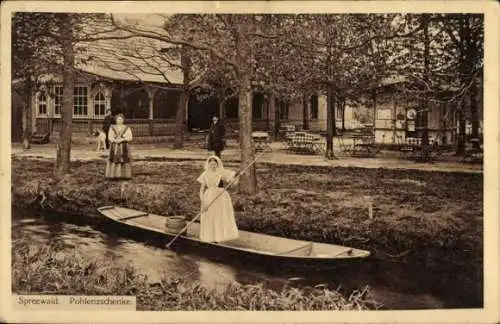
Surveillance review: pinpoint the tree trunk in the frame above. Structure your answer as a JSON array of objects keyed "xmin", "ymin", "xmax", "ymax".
[
  {"xmin": 272, "ymin": 94, "xmax": 280, "ymax": 140},
  {"xmin": 302, "ymin": 93, "xmax": 309, "ymax": 130},
  {"xmin": 340, "ymin": 98, "xmax": 346, "ymax": 131},
  {"xmin": 237, "ymin": 74, "xmax": 257, "ymax": 195},
  {"xmin": 421, "ymin": 15, "xmax": 430, "ymax": 146},
  {"xmin": 173, "ymin": 90, "xmax": 188, "ymax": 149},
  {"xmin": 325, "ymin": 86, "xmax": 337, "ymax": 159},
  {"xmin": 22, "ymin": 80, "xmax": 32, "ymax": 149},
  {"xmin": 54, "ymin": 14, "xmax": 74, "ymax": 176},
  {"xmin": 455, "ymin": 103, "xmax": 466, "ymax": 155},
  {"xmin": 174, "ymin": 45, "xmax": 192, "ymax": 149},
  {"xmin": 455, "ymin": 15, "xmax": 468, "ymax": 156}
]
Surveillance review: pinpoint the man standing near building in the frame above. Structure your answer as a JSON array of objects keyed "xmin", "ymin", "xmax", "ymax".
[
  {"xmin": 207, "ymin": 116, "xmax": 225, "ymax": 158},
  {"xmin": 103, "ymin": 109, "xmax": 114, "ymax": 150}
]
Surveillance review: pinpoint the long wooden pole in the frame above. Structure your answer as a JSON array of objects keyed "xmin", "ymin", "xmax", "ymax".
[{"xmin": 165, "ymin": 146, "xmax": 271, "ymax": 248}]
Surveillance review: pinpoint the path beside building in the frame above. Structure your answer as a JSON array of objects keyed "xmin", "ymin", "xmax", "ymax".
[{"xmin": 11, "ymin": 143, "xmax": 483, "ymax": 174}]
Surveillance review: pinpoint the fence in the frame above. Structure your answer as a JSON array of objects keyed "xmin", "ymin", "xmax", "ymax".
[{"xmin": 35, "ymin": 118, "xmax": 179, "ymax": 137}]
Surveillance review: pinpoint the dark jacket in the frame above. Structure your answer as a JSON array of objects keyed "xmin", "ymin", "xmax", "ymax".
[
  {"xmin": 103, "ymin": 114, "xmax": 114, "ymax": 131},
  {"xmin": 207, "ymin": 121, "xmax": 225, "ymax": 151}
]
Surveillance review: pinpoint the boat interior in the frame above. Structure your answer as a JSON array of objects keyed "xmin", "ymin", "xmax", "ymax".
[{"xmin": 98, "ymin": 206, "xmax": 369, "ymax": 259}]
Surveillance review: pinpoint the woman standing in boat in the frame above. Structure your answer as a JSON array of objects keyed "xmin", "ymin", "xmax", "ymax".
[
  {"xmin": 197, "ymin": 156, "xmax": 239, "ymax": 243},
  {"xmin": 105, "ymin": 113, "xmax": 133, "ymax": 180}
]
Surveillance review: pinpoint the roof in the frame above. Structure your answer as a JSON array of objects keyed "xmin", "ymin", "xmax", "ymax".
[
  {"xmin": 77, "ymin": 61, "xmax": 183, "ymax": 85},
  {"xmin": 78, "ymin": 34, "xmax": 184, "ymax": 85}
]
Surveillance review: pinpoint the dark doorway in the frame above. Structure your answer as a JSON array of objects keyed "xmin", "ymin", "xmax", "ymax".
[
  {"xmin": 225, "ymin": 97, "xmax": 239, "ymax": 119},
  {"xmin": 187, "ymin": 93, "xmax": 218, "ymax": 130},
  {"xmin": 111, "ymin": 85, "xmax": 149, "ymax": 119}
]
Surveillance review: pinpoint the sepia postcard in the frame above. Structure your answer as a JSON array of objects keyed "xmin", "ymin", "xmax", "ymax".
[{"xmin": 1, "ymin": 1, "xmax": 499, "ymax": 323}]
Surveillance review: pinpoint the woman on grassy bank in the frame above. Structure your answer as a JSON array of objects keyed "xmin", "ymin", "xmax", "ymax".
[
  {"xmin": 197, "ymin": 156, "xmax": 239, "ymax": 243},
  {"xmin": 105, "ymin": 114, "xmax": 133, "ymax": 180}
]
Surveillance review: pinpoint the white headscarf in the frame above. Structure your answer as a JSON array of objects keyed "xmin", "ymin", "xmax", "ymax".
[
  {"xmin": 204, "ymin": 155, "xmax": 224, "ymax": 173},
  {"xmin": 200, "ymin": 155, "xmax": 236, "ymax": 186}
]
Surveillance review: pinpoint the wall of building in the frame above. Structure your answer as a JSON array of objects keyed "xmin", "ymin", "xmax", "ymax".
[
  {"xmin": 31, "ymin": 75, "xmax": 182, "ymax": 137},
  {"xmin": 287, "ymin": 95, "xmax": 361, "ymax": 133},
  {"xmin": 372, "ymin": 89, "xmax": 459, "ymax": 145}
]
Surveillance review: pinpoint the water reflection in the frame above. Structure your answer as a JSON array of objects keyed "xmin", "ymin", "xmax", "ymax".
[
  {"xmin": 11, "ymin": 208, "xmax": 480, "ymax": 309},
  {"xmin": 197, "ymin": 260, "xmax": 237, "ymax": 291},
  {"xmin": 102, "ymin": 232, "xmax": 123, "ymax": 259}
]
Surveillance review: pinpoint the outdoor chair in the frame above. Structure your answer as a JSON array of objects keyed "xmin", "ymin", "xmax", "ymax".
[
  {"xmin": 350, "ymin": 133, "xmax": 377, "ymax": 158},
  {"xmin": 278, "ymin": 125, "xmax": 296, "ymax": 151},
  {"xmin": 406, "ymin": 138, "xmax": 440, "ymax": 163},
  {"xmin": 372, "ymin": 134, "xmax": 386, "ymax": 155},
  {"xmin": 279, "ymin": 124, "xmax": 296, "ymax": 140},
  {"xmin": 398, "ymin": 137, "xmax": 421, "ymax": 160},
  {"xmin": 336, "ymin": 134, "xmax": 354, "ymax": 157},
  {"xmin": 311, "ymin": 134, "xmax": 326, "ymax": 155},
  {"xmin": 252, "ymin": 131, "xmax": 271, "ymax": 152},
  {"xmin": 461, "ymin": 138, "xmax": 483, "ymax": 164},
  {"xmin": 31, "ymin": 132, "xmax": 50, "ymax": 144},
  {"xmin": 429, "ymin": 139, "xmax": 444, "ymax": 161},
  {"xmin": 289, "ymin": 132, "xmax": 317, "ymax": 155}
]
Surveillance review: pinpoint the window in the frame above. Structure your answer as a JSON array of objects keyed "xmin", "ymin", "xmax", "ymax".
[
  {"xmin": 37, "ymin": 93, "xmax": 48, "ymax": 115},
  {"xmin": 54, "ymin": 86, "xmax": 62, "ymax": 115},
  {"xmin": 73, "ymin": 86, "xmax": 88, "ymax": 116},
  {"xmin": 310, "ymin": 95, "xmax": 318, "ymax": 120},
  {"xmin": 94, "ymin": 92, "xmax": 106, "ymax": 116},
  {"xmin": 153, "ymin": 90, "xmax": 179, "ymax": 119}
]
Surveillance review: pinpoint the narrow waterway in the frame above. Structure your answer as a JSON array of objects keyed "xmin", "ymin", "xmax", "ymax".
[{"xmin": 11, "ymin": 208, "xmax": 482, "ymax": 310}]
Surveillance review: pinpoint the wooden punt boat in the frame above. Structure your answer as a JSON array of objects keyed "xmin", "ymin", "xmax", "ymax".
[{"xmin": 97, "ymin": 206, "xmax": 371, "ymax": 265}]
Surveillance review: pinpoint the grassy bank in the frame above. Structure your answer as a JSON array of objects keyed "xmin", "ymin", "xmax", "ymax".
[
  {"xmin": 12, "ymin": 238, "xmax": 380, "ymax": 310},
  {"xmin": 12, "ymin": 156, "xmax": 482, "ymax": 271}
]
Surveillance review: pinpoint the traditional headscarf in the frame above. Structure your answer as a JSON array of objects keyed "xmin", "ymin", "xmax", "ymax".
[{"xmin": 204, "ymin": 155, "xmax": 224, "ymax": 173}]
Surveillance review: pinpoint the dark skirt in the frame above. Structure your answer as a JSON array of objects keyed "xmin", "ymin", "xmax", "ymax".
[{"xmin": 105, "ymin": 142, "xmax": 132, "ymax": 179}]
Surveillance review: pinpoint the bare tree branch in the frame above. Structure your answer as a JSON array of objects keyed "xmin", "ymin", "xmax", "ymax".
[{"xmin": 109, "ymin": 14, "xmax": 240, "ymax": 72}]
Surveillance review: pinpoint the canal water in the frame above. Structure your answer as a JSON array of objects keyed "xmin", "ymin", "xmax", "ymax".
[{"xmin": 11, "ymin": 208, "xmax": 481, "ymax": 310}]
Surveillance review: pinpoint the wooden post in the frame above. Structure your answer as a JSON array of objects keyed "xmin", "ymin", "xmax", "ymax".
[{"xmin": 146, "ymin": 86, "xmax": 157, "ymax": 136}]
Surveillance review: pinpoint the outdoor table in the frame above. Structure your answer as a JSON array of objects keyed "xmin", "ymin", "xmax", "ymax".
[
  {"xmin": 462, "ymin": 138, "xmax": 483, "ymax": 163},
  {"xmin": 252, "ymin": 131, "xmax": 271, "ymax": 151},
  {"xmin": 399, "ymin": 138, "xmax": 442, "ymax": 163},
  {"xmin": 398, "ymin": 137, "xmax": 421, "ymax": 160},
  {"xmin": 288, "ymin": 132, "xmax": 318, "ymax": 155},
  {"xmin": 351, "ymin": 134, "xmax": 377, "ymax": 158}
]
